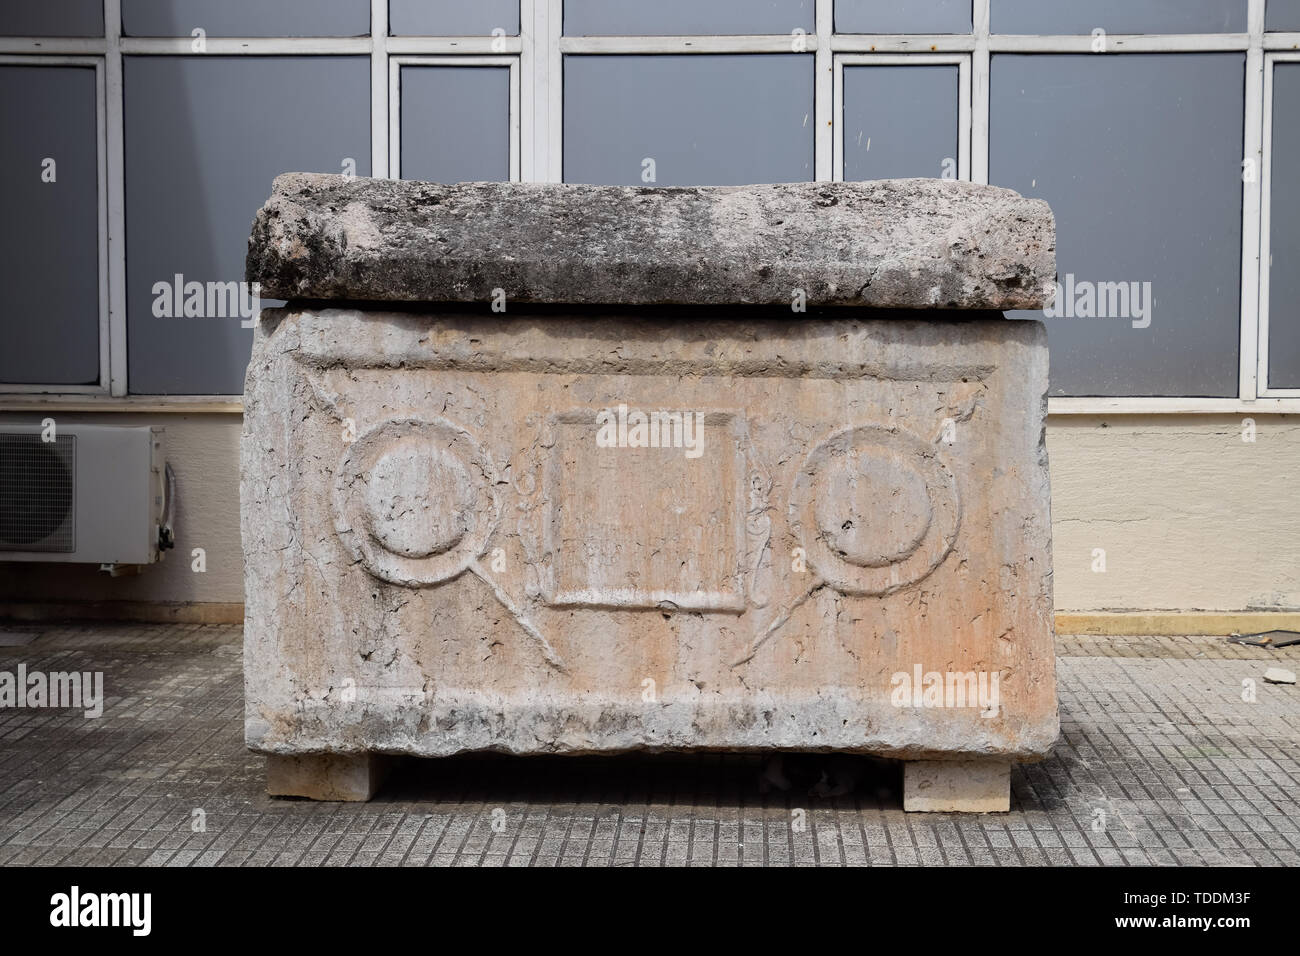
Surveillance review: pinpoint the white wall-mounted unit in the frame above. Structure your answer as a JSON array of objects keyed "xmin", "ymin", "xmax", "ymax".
[{"xmin": 0, "ymin": 424, "xmax": 168, "ymax": 565}]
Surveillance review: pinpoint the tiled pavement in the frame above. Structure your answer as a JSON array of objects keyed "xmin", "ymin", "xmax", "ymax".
[{"xmin": 0, "ymin": 624, "xmax": 1297, "ymax": 866}]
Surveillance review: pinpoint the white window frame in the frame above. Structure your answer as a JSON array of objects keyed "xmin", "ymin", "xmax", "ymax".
[
  {"xmin": 0, "ymin": 54, "xmax": 109, "ymax": 395},
  {"xmin": 1257, "ymin": 50, "xmax": 1300, "ymax": 398},
  {"xmin": 388, "ymin": 55, "xmax": 521, "ymax": 183},
  {"xmin": 0, "ymin": 0, "xmax": 1297, "ymax": 416},
  {"xmin": 832, "ymin": 53, "xmax": 970, "ymax": 183}
]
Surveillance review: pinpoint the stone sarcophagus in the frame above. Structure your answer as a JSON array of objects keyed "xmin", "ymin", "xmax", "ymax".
[{"xmin": 242, "ymin": 173, "xmax": 1059, "ymax": 809}]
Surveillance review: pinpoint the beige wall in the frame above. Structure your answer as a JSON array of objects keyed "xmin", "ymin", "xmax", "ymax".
[
  {"xmin": 2, "ymin": 411, "xmax": 1297, "ymax": 613},
  {"xmin": 1048, "ymin": 413, "xmax": 1299, "ymax": 611}
]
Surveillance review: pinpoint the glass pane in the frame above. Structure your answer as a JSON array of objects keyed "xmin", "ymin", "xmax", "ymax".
[
  {"xmin": 122, "ymin": 0, "xmax": 369, "ymax": 37},
  {"xmin": 390, "ymin": 0, "xmax": 519, "ymax": 36},
  {"xmin": 990, "ymin": 54, "xmax": 1243, "ymax": 397},
  {"xmin": 564, "ymin": 0, "xmax": 813, "ymax": 36},
  {"xmin": 1268, "ymin": 62, "xmax": 1300, "ymax": 387},
  {"xmin": 0, "ymin": 0, "xmax": 103, "ymax": 36},
  {"xmin": 1267, "ymin": 0, "xmax": 1300, "ymax": 32},
  {"xmin": 124, "ymin": 56, "xmax": 371, "ymax": 395},
  {"xmin": 993, "ymin": 1, "xmax": 1246, "ymax": 34},
  {"xmin": 836, "ymin": 1, "xmax": 971, "ymax": 34},
  {"xmin": 0, "ymin": 66, "xmax": 100, "ymax": 385},
  {"xmin": 843, "ymin": 65, "xmax": 958, "ymax": 180},
  {"xmin": 564, "ymin": 55, "xmax": 813, "ymax": 186},
  {"xmin": 400, "ymin": 66, "xmax": 510, "ymax": 183}
]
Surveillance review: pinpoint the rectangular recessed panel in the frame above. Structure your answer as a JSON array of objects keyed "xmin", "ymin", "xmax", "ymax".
[
  {"xmin": 390, "ymin": 0, "xmax": 519, "ymax": 35},
  {"xmin": 544, "ymin": 411, "xmax": 748, "ymax": 611},
  {"xmin": 0, "ymin": 66, "xmax": 100, "ymax": 386},
  {"xmin": 564, "ymin": 0, "xmax": 812, "ymax": 35},
  {"xmin": 836, "ymin": 0, "xmax": 971, "ymax": 34},
  {"xmin": 990, "ymin": 54, "xmax": 1243, "ymax": 397},
  {"xmin": 400, "ymin": 66, "xmax": 510, "ymax": 183},
  {"xmin": 0, "ymin": 0, "xmax": 103, "ymax": 36},
  {"xmin": 0, "ymin": 434, "xmax": 76, "ymax": 553},
  {"xmin": 1268, "ymin": 62, "xmax": 1300, "ymax": 388},
  {"xmin": 843, "ymin": 65, "xmax": 959, "ymax": 180},
  {"xmin": 124, "ymin": 55, "xmax": 371, "ymax": 394},
  {"xmin": 993, "ymin": 0, "xmax": 1246, "ymax": 34},
  {"xmin": 122, "ymin": 0, "xmax": 369, "ymax": 36},
  {"xmin": 564, "ymin": 54, "xmax": 813, "ymax": 186}
]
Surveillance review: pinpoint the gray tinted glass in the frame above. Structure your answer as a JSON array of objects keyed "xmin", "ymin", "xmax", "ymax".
[
  {"xmin": 122, "ymin": 0, "xmax": 369, "ymax": 37},
  {"xmin": 400, "ymin": 66, "xmax": 510, "ymax": 182},
  {"xmin": 390, "ymin": 0, "xmax": 519, "ymax": 35},
  {"xmin": 843, "ymin": 65, "xmax": 958, "ymax": 180},
  {"xmin": 991, "ymin": 54, "xmax": 1243, "ymax": 397},
  {"xmin": 1268, "ymin": 62, "xmax": 1300, "ymax": 387},
  {"xmin": 836, "ymin": 1, "xmax": 971, "ymax": 34},
  {"xmin": 124, "ymin": 56, "xmax": 370, "ymax": 395},
  {"xmin": 1267, "ymin": 0, "xmax": 1300, "ymax": 32},
  {"xmin": 0, "ymin": 66, "xmax": 100, "ymax": 386},
  {"xmin": 564, "ymin": 55, "xmax": 813, "ymax": 186},
  {"xmin": 0, "ymin": 1, "xmax": 103, "ymax": 36},
  {"xmin": 994, "ymin": 1, "xmax": 1246, "ymax": 34},
  {"xmin": 564, "ymin": 1, "xmax": 812, "ymax": 35}
]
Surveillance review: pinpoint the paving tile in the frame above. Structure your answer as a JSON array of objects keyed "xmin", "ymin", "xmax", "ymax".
[{"xmin": 1, "ymin": 626, "xmax": 1296, "ymax": 866}]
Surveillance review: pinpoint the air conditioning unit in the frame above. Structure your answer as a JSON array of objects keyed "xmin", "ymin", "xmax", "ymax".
[{"xmin": 0, "ymin": 424, "xmax": 173, "ymax": 566}]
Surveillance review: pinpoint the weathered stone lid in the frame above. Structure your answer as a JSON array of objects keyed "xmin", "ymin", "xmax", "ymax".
[{"xmin": 246, "ymin": 173, "xmax": 1055, "ymax": 310}]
